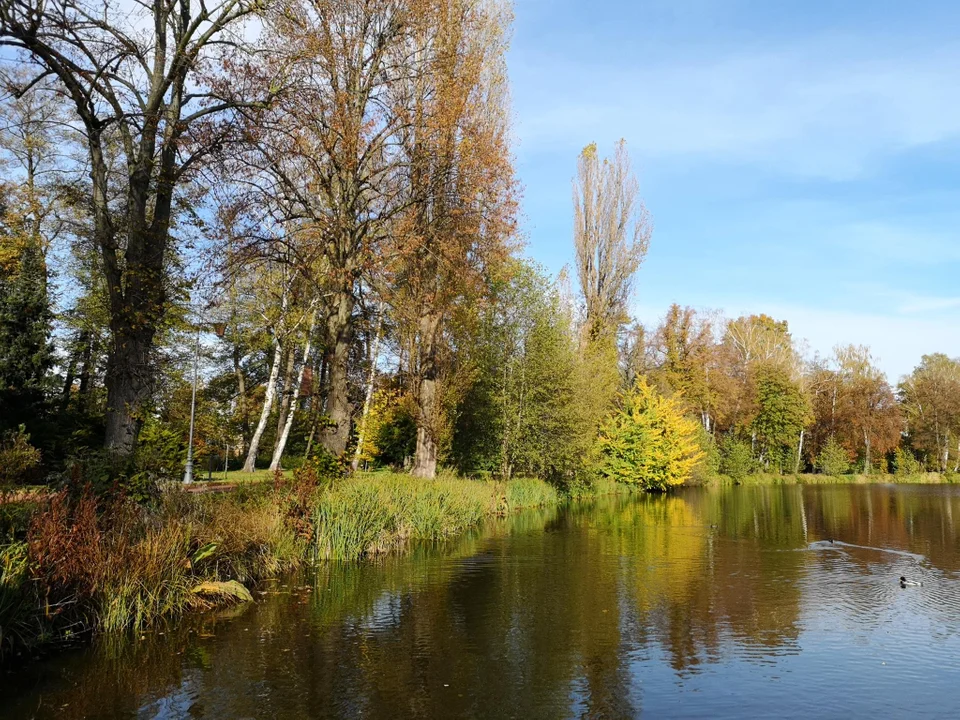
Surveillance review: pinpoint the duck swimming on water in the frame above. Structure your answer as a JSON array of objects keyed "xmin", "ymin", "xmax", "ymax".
[{"xmin": 900, "ymin": 576, "xmax": 923, "ymax": 587}]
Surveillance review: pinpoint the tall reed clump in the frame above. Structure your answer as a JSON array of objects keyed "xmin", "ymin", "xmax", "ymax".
[
  {"xmin": 504, "ymin": 477, "xmax": 559, "ymax": 509},
  {"xmin": 313, "ymin": 473, "xmax": 560, "ymax": 561},
  {"xmin": 0, "ymin": 540, "xmax": 30, "ymax": 652}
]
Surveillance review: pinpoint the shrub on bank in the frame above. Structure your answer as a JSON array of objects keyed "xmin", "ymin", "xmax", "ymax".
[
  {"xmin": 596, "ymin": 379, "xmax": 704, "ymax": 491},
  {"xmin": 815, "ymin": 437, "xmax": 850, "ymax": 476},
  {"xmin": 893, "ymin": 447, "xmax": 923, "ymax": 476},
  {"xmin": 0, "ymin": 426, "xmax": 42, "ymax": 486},
  {"xmin": 718, "ymin": 437, "xmax": 755, "ymax": 483}
]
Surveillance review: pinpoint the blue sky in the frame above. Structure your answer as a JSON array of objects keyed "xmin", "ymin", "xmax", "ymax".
[{"xmin": 508, "ymin": 0, "xmax": 960, "ymax": 381}]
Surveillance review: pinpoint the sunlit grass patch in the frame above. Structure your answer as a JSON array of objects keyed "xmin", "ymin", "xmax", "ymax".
[{"xmin": 704, "ymin": 472, "xmax": 952, "ymax": 486}]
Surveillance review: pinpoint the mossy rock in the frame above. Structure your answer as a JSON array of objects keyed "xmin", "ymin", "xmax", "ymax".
[{"xmin": 191, "ymin": 580, "xmax": 253, "ymax": 604}]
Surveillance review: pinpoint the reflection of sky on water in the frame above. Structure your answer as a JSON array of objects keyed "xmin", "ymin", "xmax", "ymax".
[{"xmin": 360, "ymin": 591, "xmax": 404, "ymax": 632}]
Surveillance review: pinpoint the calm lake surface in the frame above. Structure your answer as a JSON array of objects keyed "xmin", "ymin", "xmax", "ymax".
[{"xmin": 5, "ymin": 483, "xmax": 960, "ymax": 719}]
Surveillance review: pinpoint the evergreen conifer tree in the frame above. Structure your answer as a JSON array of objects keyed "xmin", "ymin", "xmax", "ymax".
[{"xmin": 0, "ymin": 234, "xmax": 53, "ymax": 433}]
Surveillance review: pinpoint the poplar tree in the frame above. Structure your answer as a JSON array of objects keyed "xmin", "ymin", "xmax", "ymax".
[
  {"xmin": 395, "ymin": 0, "xmax": 517, "ymax": 478},
  {"xmin": 571, "ymin": 140, "xmax": 651, "ymax": 440},
  {"xmin": 573, "ymin": 140, "xmax": 650, "ymax": 340}
]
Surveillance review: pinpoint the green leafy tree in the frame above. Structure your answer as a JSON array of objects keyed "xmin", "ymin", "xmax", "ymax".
[
  {"xmin": 453, "ymin": 262, "xmax": 588, "ymax": 485},
  {"xmin": 721, "ymin": 314, "xmax": 799, "ymax": 433},
  {"xmin": 505, "ymin": 280, "xmax": 585, "ymax": 483},
  {"xmin": 649, "ymin": 304, "xmax": 718, "ymax": 430},
  {"xmin": 374, "ymin": 394, "xmax": 418, "ymax": 469},
  {"xmin": 134, "ymin": 416, "xmax": 185, "ymax": 483},
  {"xmin": 899, "ymin": 354, "xmax": 960, "ymax": 472},
  {"xmin": 750, "ymin": 365, "xmax": 809, "ymax": 474},
  {"xmin": 690, "ymin": 425, "xmax": 721, "ymax": 483},
  {"xmin": 596, "ymin": 378, "xmax": 704, "ymax": 491}
]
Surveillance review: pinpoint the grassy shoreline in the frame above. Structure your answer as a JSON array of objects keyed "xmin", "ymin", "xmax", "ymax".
[
  {"xmin": 0, "ymin": 471, "xmax": 565, "ymax": 661},
  {"xmin": 698, "ymin": 471, "xmax": 955, "ymax": 486},
  {"xmin": 3, "ymin": 468, "xmax": 955, "ymax": 662}
]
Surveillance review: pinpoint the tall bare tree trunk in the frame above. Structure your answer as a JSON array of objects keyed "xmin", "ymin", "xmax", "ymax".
[
  {"xmin": 304, "ymin": 414, "xmax": 318, "ymax": 461},
  {"xmin": 270, "ymin": 312, "xmax": 317, "ymax": 471},
  {"xmin": 412, "ymin": 312, "xmax": 442, "ymax": 479},
  {"xmin": 243, "ymin": 338, "xmax": 283, "ymax": 473},
  {"xmin": 77, "ymin": 334, "xmax": 94, "ymax": 408},
  {"xmin": 935, "ymin": 418, "xmax": 945, "ymax": 472},
  {"xmin": 60, "ymin": 331, "xmax": 89, "ymax": 412},
  {"xmin": 305, "ymin": 354, "xmax": 326, "ymax": 459},
  {"xmin": 104, "ymin": 319, "xmax": 159, "ymax": 455},
  {"xmin": 351, "ymin": 306, "xmax": 384, "ymax": 472},
  {"xmin": 103, "ymin": 113, "xmax": 180, "ymax": 455},
  {"xmin": 320, "ymin": 290, "xmax": 355, "ymax": 456},
  {"xmin": 60, "ymin": 356, "xmax": 77, "ymax": 411},
  {"xmin": 412, "ymin": 382, "xmax": 438, "ymax": 478},
  {"xmin": 500, "ymin": 359, "xmax": 511, "ymax": 480}
]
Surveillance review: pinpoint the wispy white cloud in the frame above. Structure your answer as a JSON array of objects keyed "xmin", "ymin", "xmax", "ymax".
[
  {"xmin": 895, "ymin": 295, "xmax": 960, "ymax": 314},
  {"xmin": 834, "ymin": 221, "xmax": 960, "ymax": 266},
  {"xmin": 761, "ymin": 303, "xmax": 960, "ymax": 381},
  {"xmin": 512, "ymin": 38, "xmax": 960, "ymax": 179}
]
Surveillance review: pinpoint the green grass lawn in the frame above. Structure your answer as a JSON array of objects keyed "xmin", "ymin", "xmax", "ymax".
[{"xmin": 191, "ymin": 468, "xmax": 293, "ymax": 485}]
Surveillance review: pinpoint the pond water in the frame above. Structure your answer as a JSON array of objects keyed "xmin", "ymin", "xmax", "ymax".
[{"xmin": 5, "ymin": 483, "xmax": 960, "ymax": 719}]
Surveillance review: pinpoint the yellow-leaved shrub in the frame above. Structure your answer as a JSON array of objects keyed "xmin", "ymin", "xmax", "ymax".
[{"xmin": 596, "ymin": 378, "xmax": 704, "ymax": 491}]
